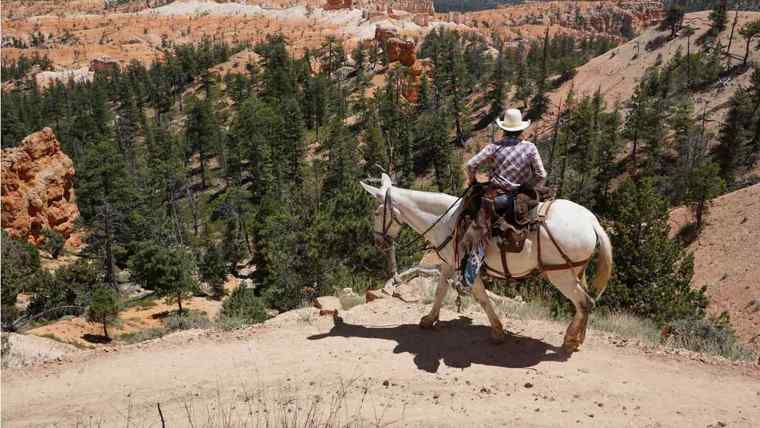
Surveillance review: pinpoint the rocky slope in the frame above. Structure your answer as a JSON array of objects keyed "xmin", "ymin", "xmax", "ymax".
[
  {"xmin": 458, "ymin": 1, "xmax": 662, "ymax": 41},
  {"xmin": 1, "ymin": 128, "xmax": 80, "ymax": 248},
  {"xmin": 540, "ymin": 10, "xmax": 760, "ymax": 137},
  {"xmin": 669, "ymin": 184, "xmax": 760, "ymax": 354},
  {"xmin": 1, "ymin": 1, "xmax": 660, "ymax": 74}
]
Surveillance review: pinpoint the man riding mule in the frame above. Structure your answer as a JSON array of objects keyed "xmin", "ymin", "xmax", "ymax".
[
  {"xmin": 461, "ymin": 108, "xmax": 548, "ymax": 289},
  {"xmin": 360, "ymin": 130, "xmax": 613, "ymax": 351}
]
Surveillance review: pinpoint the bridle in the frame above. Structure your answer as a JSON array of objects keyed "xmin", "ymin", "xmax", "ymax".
[
  {"xmin": 373, "ymin": 184, "xmax": 473, "ymax": 257},
  {"xmin": 374, "ymin": 187, "xmax": 403, "ymax": 250}
]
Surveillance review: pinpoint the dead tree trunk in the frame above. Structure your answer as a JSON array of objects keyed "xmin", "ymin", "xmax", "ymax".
[{"xmin": 726, "ymin": 11, "xmax": 739, "ymax": 67}]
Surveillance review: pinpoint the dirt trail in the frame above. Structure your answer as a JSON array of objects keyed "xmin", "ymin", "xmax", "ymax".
[{"xmin": 2, "ymin": 298, "xmax": 759, "ymax": 427}]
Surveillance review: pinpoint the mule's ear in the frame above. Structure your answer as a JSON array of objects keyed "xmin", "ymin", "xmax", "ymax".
[
  {"xmin": 381, "ymin": 173, "xmax": 393, "ymax": 191},
  {"xmin": 360, "ymin": 181, "xmax": 384, "ymax": 202}
]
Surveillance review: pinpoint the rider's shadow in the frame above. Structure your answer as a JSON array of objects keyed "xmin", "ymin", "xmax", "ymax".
[{"xmin": 307, "ymin": 316, "xmax": 569, "ymax": 373}]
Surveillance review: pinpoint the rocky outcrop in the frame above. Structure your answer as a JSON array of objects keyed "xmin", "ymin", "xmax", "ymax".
[
  {"xmin": 356, "ymin": 0, "xmax": 434, "ymax": 14},
  {"xmin": 1, "ymin": 128, "xmax": 80, "ymax": 247},
  {"xmin": 375, "ymin": 25, "xmax": 399, "ymax": 45},
  {"xmin": 323, "ymin": 0, "xmax": 352, "ymax": 11},
  {"xmin": 374, "ymin": 26, "xmax": 425, "ymax": 101},
  {"xmin": 385, "ymin": 37, "xmax": 416, "ymax": 66},
  {"xmin": 400, "ymin": 59, "xmax": 432, "ymax": 103},
  {"xmin": 34, "ymin": 68, "xmax": 93, "ymax": 90},
  {"xmin": 89, "ymin": 57, "xmax": 120, "ymax": 73}
]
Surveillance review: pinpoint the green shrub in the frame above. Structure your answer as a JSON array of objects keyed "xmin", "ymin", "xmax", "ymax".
[
  {"xmin": 220, "ymin": 286, "xmax": 268, "ymax": 327},
  {"xmin": 164, "ymin": 310, "xmax": 211, "ymax": 331},
  {"xmin": 2, "ymin": 231, "xmax": 41, "ymax": 322},
  {"xmin": 129, "ymin": 242, "xmax": 198, "ymax": 314},
  {"xmin": 27, "ymin": 259, "xmax": 99, "ymax": 319},
  {"xmin": 86, "ymin": 287, "xmax": 121, "ymax": 339},
  {"xmin": 42, "ymin": 228, "xmax": 65, "ymax": 259},
  {"xmin": 665, "ymin": 316, "xmax": 755, "ymax": 361},
  {"xmin": 119, "ymin": 328, "xmax": 165, "ymax": 344},
  {"xmin": 200, "ymin": 243, "xmax": 227, "ymax": 298}
]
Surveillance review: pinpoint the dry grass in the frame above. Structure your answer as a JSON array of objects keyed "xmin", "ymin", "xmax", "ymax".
[
  {"xmin": 97, "ymin": 378, "xmax": 401, "ymax": 428},
  {"xmin": 589, "ymin": 311, "xmax": 661, "ymax": 345}
]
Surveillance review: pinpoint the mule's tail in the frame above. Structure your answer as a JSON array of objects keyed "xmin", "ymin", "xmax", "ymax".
[{"xmin": 591, "ymin": 218, "xmax": 613, "ymax": 300}]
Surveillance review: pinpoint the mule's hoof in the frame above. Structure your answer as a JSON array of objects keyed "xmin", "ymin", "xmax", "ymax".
[
  {"xmin": 419, "ymin": 315, "xmax": 438, "ymax": 329},
  {"xmin": 490, "ymin": 329, "xmax": 507, "ymax": 344},
  {"xmin": 562, "ymin": 338, "xmax": 581, "ymax": 353}
]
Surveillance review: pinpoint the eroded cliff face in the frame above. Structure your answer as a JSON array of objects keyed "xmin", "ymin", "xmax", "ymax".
[
  {"xmin": 356, "ymin": 0, "xmax": 434, "ymax": 14},
  {"xmin": 1, "ymin": 128, "xmax": 80, "ymax": 247},
  {"xmin": 462, "ymin": 1, "xmax": 663, "ymax": 41}
]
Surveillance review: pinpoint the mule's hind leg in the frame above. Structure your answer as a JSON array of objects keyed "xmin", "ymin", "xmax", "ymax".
[
  {"xmin": 471, "ymin": 276, "xmax": 506, "ymax": 343},
  {"xmin": 420, "ymin": 264, "xmax": 453, "ymax": 329},
  {"xmin": 546, "ymin": 270, "xmax": 594, "ymax": 352}
]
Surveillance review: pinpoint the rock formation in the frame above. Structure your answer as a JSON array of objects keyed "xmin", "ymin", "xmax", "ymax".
[
  {"xmin": 374, "ymin": 26, "xmax": 400, "ymax": 46},
  {"xmin": 355, "ymin": 0, "xmax": 434, "ymax": 14},
  {"xmin": 34, "ymin": 68, "xmax": 93, "ymax": 90},
  {"xmin": 1, "ymin": 128, "xmax": 80, "ymax": 247},
  {"xmin": 89, "ymin": 57, "xmax": 120, "ymax": 73},
  {"xmin": 323, "ymin": 0, "xmax": 352, "ymax": 11},
  {"xmin": 374, "ymin": 25, "xmax": 426, "ymax": 101},
  {"xmin": 384, "ymin": 37, "xmax": 416, "ymax": 66}
]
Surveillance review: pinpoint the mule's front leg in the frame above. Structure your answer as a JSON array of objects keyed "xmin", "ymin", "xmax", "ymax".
[
  {"xmin": 420, "ymin": 265, "xmax": 452, "ymax": 329},
  {"xmin": 471, "ymin": 276, "xmax": 506, "ymax": 343}
]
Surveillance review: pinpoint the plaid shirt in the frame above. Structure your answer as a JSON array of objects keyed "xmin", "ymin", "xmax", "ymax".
[{"xmin": 466, "ymin": 137, "xmax": 547, "ymax": 191}]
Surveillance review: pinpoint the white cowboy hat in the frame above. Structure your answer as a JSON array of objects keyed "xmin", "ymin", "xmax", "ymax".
[{"xmin": 496, "ymin": 108, "xmax": 531, "ymax": 132}]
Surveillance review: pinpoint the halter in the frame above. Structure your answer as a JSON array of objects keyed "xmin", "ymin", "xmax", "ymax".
[
  {"xmin": 374, "ymin": 184, "xmax": 473, "ymax": 258},
  {"xmin": 374, "ymin": 187, "xmax": 403, "ymax": 250}
]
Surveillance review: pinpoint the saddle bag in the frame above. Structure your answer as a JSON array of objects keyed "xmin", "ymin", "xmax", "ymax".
[{"xmin": 497, "ymin": 223, "xmax": 527, "ymax": 253}]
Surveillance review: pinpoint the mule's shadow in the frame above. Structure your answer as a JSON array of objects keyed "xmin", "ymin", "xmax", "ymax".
[{"xmin": 308, "ymin": 316, "xmax": 569, "ymax": 373}]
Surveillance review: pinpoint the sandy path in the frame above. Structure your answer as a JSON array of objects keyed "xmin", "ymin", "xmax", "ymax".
[{"xmin": 2, "ymin": 299, "xmax": 759, "ymax": 427}]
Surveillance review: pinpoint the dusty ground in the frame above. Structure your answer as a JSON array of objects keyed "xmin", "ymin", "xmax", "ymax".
[
  {"xmin": 3, "ymin": 296, "xmax": 758, "ymax": 427},
  {"xmin": 26, "ymin": 296, "xmax": 223, "ymax": 348},
  {"xmin": 669, "ymin": 184, "xmax": 760, "ymax": 354}
]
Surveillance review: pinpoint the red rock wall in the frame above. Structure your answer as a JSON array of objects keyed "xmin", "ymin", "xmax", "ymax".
[{"xmin": 1, "ymin": 128, "xmax": 80, "ymax": 247}]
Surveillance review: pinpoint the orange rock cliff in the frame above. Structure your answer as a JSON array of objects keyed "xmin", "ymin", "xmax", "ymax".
[{"xmin": 2, "ymin": 128, "xmax": 80, "ymax": 247}]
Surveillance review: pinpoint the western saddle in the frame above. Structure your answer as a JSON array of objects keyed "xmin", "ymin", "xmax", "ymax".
[{"xmin": 456, "ymin": 182, "xmax": 556, "ymax": 280}]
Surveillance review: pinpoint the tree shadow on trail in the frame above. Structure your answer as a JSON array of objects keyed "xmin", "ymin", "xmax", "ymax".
[
  {"xmin": 308, "ymin": 316, "xmax": 569, "ymax": 373},
  {"xmin": 82, "ymin": 334, "xmax": 112, "ymax": 344}
]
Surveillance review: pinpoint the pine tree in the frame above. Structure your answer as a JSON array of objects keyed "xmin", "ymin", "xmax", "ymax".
[
  {"xmin": 527, "ymin": 28, "xmax": 551, "ymax": 121},
  {"xmin": 487, "ymin": 33, "xmax": 508, "ymax": 117},
  {"xmin": 277, "ymin": 96, "xmax": 306, "ymax": 185},
  {"xmin": 739, "ymin": 19, "xmax": 760, "ymax": 67},
  {"xmin": 448, "ymin": 40, "xmax": 472, "ymax": 146},
  {"xmin": 115, "ymin": 87, "xmax": 142, "ymax": 176},
  {"xmin": 86, "ymin": 287, "xmax": 120, "ymax": 339},
  {"xmin": 715, "ymin": 88, "xmax": 753, "ymax": 184},
  {"xmin": 255, "ymin": 34, "xmax": 296, "ymax": 98},
  {"xmin": 200, "ymin": 242, "xmax": 227, "ymax": 298},
  {"xmin": 78, "ymin": 138, "xmax": 137, "ymax": 289},
  {"xmin": 319, "ymin": 36, "xmax": 347, "ymax": 77},
  {"xmin": 593, "ymin": 107, "xmax": 623, "ymax": 215},
  {"xmin": 362, "ymin": 115, "xmax": 388, "ymax": 176},
  {"xmin": 604, "ymin": 178, "xmax": 707, "ymax": 324},
  {"xmin": 685, "ymin": 161, "xmax": 724, "ymax": 229},
  {"xmin": 129, "ymin": 243, "xmax": 197, "ymax": 314},
  {"xmin": 709, "ymin": 0, "xmax": 728, "ymax": 36},
  {"xmin": 662, "ymin": 4, "xmax": 686, "ymax": 39},
  {"xmin": 185, "ymin": 96, "xmax": 220, "ymax": 190}
]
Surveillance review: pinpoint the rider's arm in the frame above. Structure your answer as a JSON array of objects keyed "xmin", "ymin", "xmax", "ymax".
[
  {"xmin": 466, "ymin": 144, "xmax": 495, "ymax": 184},
  {"xmin": 531, "ymin": 144, "xmax": 548, "ymax": 184}
]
